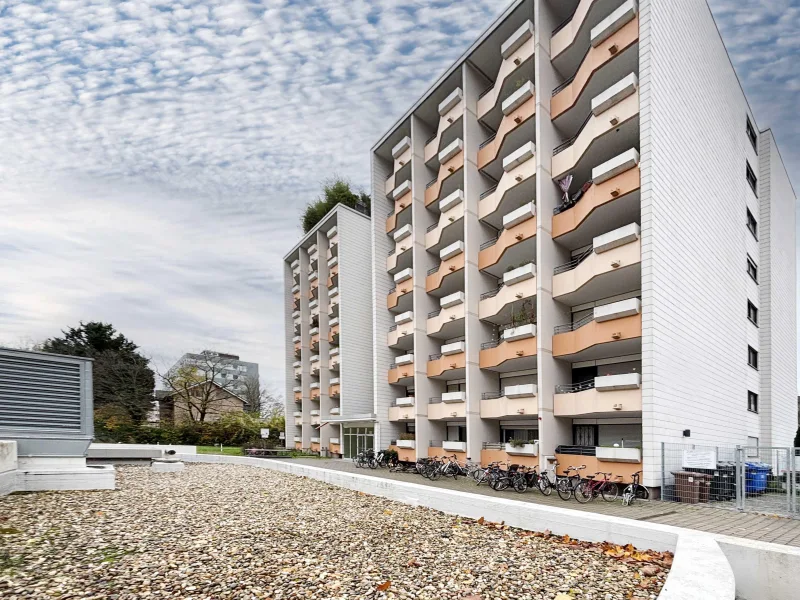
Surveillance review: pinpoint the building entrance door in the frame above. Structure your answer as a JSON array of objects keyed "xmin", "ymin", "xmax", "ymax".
[{"xmin": 343, "ymin": 426, "xmax": 374, "ymax": 458}]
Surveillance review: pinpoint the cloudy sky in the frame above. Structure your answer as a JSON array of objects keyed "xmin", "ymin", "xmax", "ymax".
[{"xmin": 0, "ymin": 0, "xmax": 798, "ymax": 395}]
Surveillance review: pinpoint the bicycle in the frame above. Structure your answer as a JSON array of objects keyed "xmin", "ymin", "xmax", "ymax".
[
  {"xmin": 556, "ymin": 465, "xmax": 586, "ymax": 501},
  {"xmin": 535, "ymin": 464, "xmax": 554, "ymax": 496},
  {"xmin": 354, "ymin": 449, "xmax": 377, "ymax": 469},
  {"xmin": 621, "ymin": 471, "xmax": 650, "ymax": 506},
  {"xmin": 574, "ymin": 471, "xmax": 619, "ymax": 503}
]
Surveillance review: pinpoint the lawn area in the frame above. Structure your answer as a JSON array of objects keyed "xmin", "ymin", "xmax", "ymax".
[{"xmin": 196, "ymin": 445, "xmax": 243, "ymax": 456}]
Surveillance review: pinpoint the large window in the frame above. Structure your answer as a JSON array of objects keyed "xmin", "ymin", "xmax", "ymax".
[
  {"xmin": 746, "ymin": 117, "xmax": 758, "ymax": 152},
  {"xmin": 747, "ymin": 301, "xmax": 759, "ymax": 326},
  {"xmin": 747, "ymin": 208, "xmax": 758, "ymax": 240},
  {"xmin": 746, "ymin": 161, "xmax": 758, "ymax": 195},
  {"xmin": 748, "ymin": 391, "xmax": 759, "ymax": 413},
  {"xmin": 748, "ymin": 346, "xmax": 759, "ymax": 370},
  {"xmin": 747, "ymin": 256, "xmax": 758, "ymax": 283}
]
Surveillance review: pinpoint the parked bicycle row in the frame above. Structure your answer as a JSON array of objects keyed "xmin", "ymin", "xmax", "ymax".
[{"xmin": 352, "ymin": 450, "xmax": 649, "ymax": 506}]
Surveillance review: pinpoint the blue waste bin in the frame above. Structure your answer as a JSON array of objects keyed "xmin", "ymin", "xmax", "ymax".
[{"xmin": 745, "ymin": 462, "xmax": 770, "ymax": 494}]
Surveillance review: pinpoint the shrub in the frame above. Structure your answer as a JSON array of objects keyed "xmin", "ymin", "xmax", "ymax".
[
  {"xmin": 399, "ymin": 432, "xmax": 416, "ymax": 440},
  {"xmin": 508, "ymin": 439, "xmax": 526, "ymax": 448}
]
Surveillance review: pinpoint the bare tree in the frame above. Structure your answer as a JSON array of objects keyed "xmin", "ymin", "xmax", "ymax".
[
  {"xmin": 160, "ymin": 351, "xmax": 244, "ymax": 423},
  {"xmin": 242, "ymin": 374, "xmax": 265, "ymax": 416}
]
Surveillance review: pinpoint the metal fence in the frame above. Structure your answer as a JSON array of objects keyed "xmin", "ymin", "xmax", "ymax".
[{"xmin": 661, "ymin": 442, "xmax": 799, "ymax": 518}]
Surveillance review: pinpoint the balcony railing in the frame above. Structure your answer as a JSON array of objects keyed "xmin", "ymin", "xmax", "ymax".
[
  {"xmin": 481, "ymin": 392, "xmax": 503, "ymax": 400},
  {"xmin": 553, "ymin": 247, "xmax": 593, "ymax": 275},
  {"xmin": 426, "ymin": 177, "xmax": 438, "ymax": 189},
  {"xmin": 555, "ymin": 445, "xmax": 597, "ymax": 457},
  {"xmin": 387, "ymin": 208, "xmax": 395, "ymax": 217},
  {"xmin": 427, "ymin": 264, "xmax": 441, "ymax": 276},
  {"xmin": 479, "ymin": 133, "xmax": 498, "ymax": 150},
  {"xmin": 388, "ymin": 249, "xmax": 396, "ymax": 257},
  {"xmin": 553, "ymin": 113, "xmax": 593, "ymax": 156},
  {"xmin": 425, "ymin": 132, "xmax": 437, "ymax": 145},
  {"xmin": 389, "ymin": 325, "xmax": 398, "ymax": 332},
  {"xmin": 428, "ymin": 309, "xmax": 442, "ymax": 318},
  {"xmin": 555, "ymin": 379, "xmax": 596, "ymax": 394},
  {"xmin": 552, "ymin": 7, "xmax": 578, "ymax": 36},
  {"xmin": 480, "ymin": 235, "xmax": 500, "ymax": 251},
  {"xmin": 429, "ymin": 397, "xmax": 443, "ymax": 405},
  {"xmin": 553, "ymin": 313, "xmax": 594, "ymax": 335},
  {"xmin": 481, "ymin": 340, "xmax": 500, "ymax": 350},
  {"xmin": 480, "ymin": 185, "xmax": 498, "ymax": 200},
  {"xmin": 429, "ymin": 353, "xmax": 443, "ymax": 361},
  {"xmin": 500, "ymin": 316, "xmax": 536, "ymax": 332},
  {"xmin": 480, "ymin": 286, "xmax": 503, "ymax": 300},
  {"xmin": 426, "ymin": 222, "xmax": 439, "ymax": 233},
  {"xmin": 478, "ymin": 83, "xmax": 494, "ymax": 100},
  {"xmin": 482, "ymin": 441, "xmax": 505, "ymax": 450},
  {"xmin": 552, "ymin": 74, "xmax": 576, "ymax": 97}
]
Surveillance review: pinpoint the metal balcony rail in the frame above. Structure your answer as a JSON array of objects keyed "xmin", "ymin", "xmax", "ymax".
[
  {"xmin": 555, "ymin": 379, "xmax": 596, "ymax": 394},
  {"xmin": 389, "ymin": 325, "xmax": 398, "ymax": 332},
  {"xmin": 482, "ymin": 441, "xmax": 504, "ymax": 450},
  {"xmin": 552, "ymin": 7, "xmax": 578, "ymax": 36},
  {"xmin": 480, "ymin": 235, "xmax": 500, "ymax": 251},
  {"xmin": 427, "ymin": 264, "xmax": 441, "ymax": 276},
  {"xmin": 481, "ymin": 340, "xmax": 500, "ymax": 350},
  {"xmin": 426, "ymin": 222, "xmax": 439, "ymax": 233},
  {"xmin": 388, "ymin": 287, "xmax": 397, "ymax": 295},
  {"xmin": 426, "ymin": 177, "xmax": 438, "ymax": 189},
  {"xmin": 480, "ymin": 185, "xmax": 498, "ymax": 200},
  {"xmin": 555, "ymin": 445, "xmax": 597, "ymax": 457},
  {"xmin": 429, "ymin": 353, "xmax": 443, "ymax": 361},
  {"xmin": 479, "ymin": 284, "xmax": 504, "ymax": 300},
  {"xmin": 500, "ymin": 316, "xmax": 536, "ymax": 331},
  {"xmin": 428, "ymin": 309, "xmax": 442, "ymax": 318},
  {"xmin": 552, "ymin": 74, "xmax": 576, "ymax": 97},
  {"xmin": 429, "ymin": 440, "xmax": 446, "ymax": 448},
  {"xmin": 425, "ymin": 133, "xmax": 437, "ymax": 145},
  {"xmin": 481, "ymin": 392, "xmax": 502, "ymax": 400},
  {"xmin": 429, "ymin": 397, "xmax": 443, "ymax": 405},
  {"xmin": 479, "ymin": 133, "xmax": 498, "ymax": 150},
  {"xmin": 553, "ymin": 247, "xmax": 593, "ymax": 275},
  {"xmin": 554, "ymin": 313, "xmax": 594, "ymax": 335},
  {"xmin": 387, "ymin": 208, "xmax": 395, "ymax": 217},
  {"xmin": 553, "ymin": 112, "xmax": 593, "ymax": 156},
  {"xmin": 388, "ymin": 249, "xmax": 396, "ymax": 256}
]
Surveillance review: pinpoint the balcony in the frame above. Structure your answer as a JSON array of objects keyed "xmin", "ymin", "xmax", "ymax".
[
  {"xmin": 329, "ymin": 380, "xmax": 340, "ymax": 399},
  {"xmin": 310, "ymin": 333, "xmax": 320, "ymax": 351},
  {"xmin": 387, "ymin": 283, "xmax": 413, "ymax": 313},
  {"xmin": 480, "ymin": 325, "xmax": 537, "ymax": 372},
  {"xmin": 479, "ymin": 268, "xmax": 536, "ymax": 325},
  {"xmin": 428, "ymin": 397, "xmax": 466, "ymax": 420},
  {"xmin": 481, "ymin": 442, "xmax": 540, "ymax": 467},
  {"xmin": 389, "ymin": 397, "xmax": 415, "ymax": 422},
  {"xmin": 553, "ymin": 306, "xmax": 642, "ymax": 362},
  {"xmin": 427, "ymin": 293, "xmax": 466, "ymax": 339},
  {"xmin": 426, "ymin": 251, "xmax": 465, "ymax": 297},
  {"xmin": 385, "ymin": 137, "xmax": 412, "ymax": 196},
  {"xmin": 478, "ymin": 152, "xmax": 536, "ymax": 229},
  {"xmin": 555, "ymin": 373, "xmax": 642, "ymax": 417},
  {"xmin": 478, "ymin": 20, "xmax": 535, "ymax": 128},
  {"xmin": 551, "ymin": 88, "xmax": 640, "ymax": 182},
  {"xmin": 330, "ymin": 354, "xmax": 340, "ymax": 370},
  {"xmin": 478, "ymin": 87, "xmax": 535, "ymax": 179},
  {"xmin": 387, "ymin": 243, "xmax": 413, "ymax": 275},
  {"xmin": 329, "ymin": 407, "xmax": 341, "ymax": 416},
  {"xmin": 424, "ymin": 149, "xmax": 464, "ymax": 207},
  {"xmin": 388, "ymin": 359, "xmax": 415, "ymax": 386},
  {"xmin": 551, "ymin": 0, "xmax": 635, "ymax": 77},
  {"xmin": 327, "ymin": 264, "xmax": 339, "ymax": 287},
  {"xmin": 555, "ymin": 446, "xmax": 642, "ymax": 483},
  {"xmin": 427, "ymin": 343, "xmax": 466, "ymax": 380},
  {"xmin": 425, "ymin": 88, "xmax": 465, "ymax": 163},
  {"xmin": 552, "ymin": 154, "xmax": 640, "ymax": 248},
  {"xmin": 328, "ymin": 324, "xmax": 340, "ymax": 344},
  {"xmin": 388, "ymin": 319, "xmax": 415, "ymax": 351},
  {"xmin": 479, "ymin": 384, "xmax": 537, "ymax": 418},
  {"xmin": 552, "ymin": 223, "xmax": 641, "ymax": 305},
  {"xmin": 478, "ymin": 206, "xmax": 536, "ymax": 277},
  {"xmin": 294, "ymin": 412, "xmax": 302, "ymax": 426},
  {"xmin": 425, "ymin": 196, "xmax": 464, "ymax": 252}
]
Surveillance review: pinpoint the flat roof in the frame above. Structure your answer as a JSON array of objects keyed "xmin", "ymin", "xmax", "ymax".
[{"xmin": 282, "ymin": 203, "xmax": 370, "ymax": 262}]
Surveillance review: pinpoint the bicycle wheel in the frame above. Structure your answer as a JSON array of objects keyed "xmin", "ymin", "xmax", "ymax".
[
  {"xmin": 574, "ymin": 481, "xmax": 592, "ymax": 504},
  {"xmin": 600, "ymin": 482, "xmax": 619, "ymax": 502},
  {"xmin": 513, "ymin": 475, "xmax": 528, "ymax": 494},
  {"xmin": 429, "ymin": 467, "xmax": 442, "ymax": 481},
  {"xmin": 556, "ymin": 478, "xmax": 573, "ymax": 501},
  {"xmin": 636, "ymin": 484, "xmax": 650, "ymax": 501},
  {"xmin": 537, "ymin": 475, "xmax": 553, "ymax": 496},
  {"xmin": 622, "ymin": 484, "xmax": 635, "ymax": 506},
  {"xmin": 368, "ymin": 458, "xmax": 378, "ymax": 469},
  {"xmin": 494, "ymin": 476, "xmax": 511, "ymax": 491}
]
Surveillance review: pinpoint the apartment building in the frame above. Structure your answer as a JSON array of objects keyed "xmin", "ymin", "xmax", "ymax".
[
  {"xmin": 283, "ymin": 204, "xmax": 374, "ymax": 457},
  {"xmin": 168, "ymin": 351, "xmax": 259, "ymax": 397},
  {"xmin": 370, "ymin": 0, "xmax": 797, "ymax": 487}
]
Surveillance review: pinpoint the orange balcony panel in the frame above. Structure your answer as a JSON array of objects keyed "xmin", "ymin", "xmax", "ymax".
[
  {"xmin": 479, "ymin": 337, "xmax": 537, "ymax": 369},
  {"xmin": 394, "ymin": 190, "xmax": 412, "ymax": 214},
  {"xmin": 553, "ymin": 314, "xmax": 642, "ymax": 358},
  {"xmin": 389, "ymin": 406, "xmax": 414, "ymax": 422},
  {"xmin": 329, "ymin": 384, "xmax": 340, "ymax": 397},
  {"xmin": 311, "ymin": 442, "xmax": 321, "ymax": 452},
  {"xmin": 428, "ymin": 447, "xmax": 467, "ymax": 461},
  {"xmin": 425, "ymin": 153, "xmax": 465, "ymax": 206},
  {"xmin": 294, "ymin": 341, "xmax": 301, "ymax": 351},
  {"xmin": 478, "ymin": 217, "xmax": 536, "ymax": 271},
  {"xmin": 555, "ymin": 387, "xmax": 642, "ymax": 418},
  {"xmin": 555, "ymin": 453, "xmax": 642, "ymax": 485},
  {"xmin": 426, "ymin": 253, "xmax": 465, "ymax": 293},
  {"xmin": 386, "ymin": 212, "xmax": 397, "ymax": 234},
  {"xmin": 388, "ymin": 363, "xmax": 415, "ymax": 384},
  {"xmin": 388, "ymin": 287, "xmax": 411, "ymax": 310},
  {"xmin": 328, "ymin": 325, "xmax": 340, "ymax": 343},
  {"xmin": 295, "ymin": 441, "xmax": 302, "ymax": 450},
  {"xmin": 310, "ymin": 334, "xmax": 320, "ymax": 346},
  {"xmin": 310, "ymin": 390, "xmax": 320, "ymax": 401},
  {"xmin": 480, "ymin": 449, "xmax": 539, "ymax": 468},
  {"xmin": 427, "ymin": 352, "xmax": 466, "ymax": 378},
  {"xmin": 477, "ymin": 97, "xmax": 536, "ymax": 169},
  {"xmin": 293, "ymin": 291, "xmax": 301, "ymax": 300},
  {"xmin": 330, "ymin": 443, "xmax": 342, "ymax": 454},
  {"xmin": 552, "ymin": 168, "xmax": 640, "ymax": 238},
  {"xmin": 389, "ymin": 444, "xmax": 417, "ymax": 462},
  {"xmin": 294, "ymin": 391, "xmax": 302, "ymax": 401},
  {"xmin": 552, "ymin": 17, "xmax": 639, "ymax": 120},
  {"xmin": 478, "ymin": 35, "xmax": 536, "ymax": 119}
]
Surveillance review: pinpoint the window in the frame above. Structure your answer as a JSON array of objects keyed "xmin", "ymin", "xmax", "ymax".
[
  {"xmin": 747, "ymin": 391, "xmax": 759, "ymax": 413},
  {"xmin": 746, "ymin": 437, "xmax": 759, "ymax": 457},
  {"xmin": 746, "ymin": 161, "xmax": 758, "ymax": 195},
  {"xmin": 746, "ymin": 117, "xmax": 758, "ymax": 152},
  {"xmin": 747, "ymin": 256, "xmax": 758, "ymax": 283},
  {"xmin": 747, "ymin": 209, "xmax": 758, "ymax": 240},
  {"xmin": 747, "ymin": 301, "xmax": 758, "ymax": 326},
  {"xmin": 748, "ymin": 346, "xmax": 759, "ymax": 370}
]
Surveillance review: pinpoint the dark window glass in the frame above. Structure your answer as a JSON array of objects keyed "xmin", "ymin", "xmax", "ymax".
[
  {"xmin": 747, "ymin": 209, "xmax": 758, "ymax": 240},
  {"xmin": 746, "ymin": 117, "xmax": 758, "ymax": 152},
  {"xmin": 748, "ymin": 346, "xmax": 759, "ymax": 370},
  {"xmin": 747, "ymin": 256, "xmax": 758, "ymax": 283},
  {"xmin": 746, "ymin": 161, "xmax": 758, "ymax": 195},
  {"xmin": 748, "ymin": 391, "xmax": 759, "ymax": 413},
  {"xmin": 747, "ymin": 301, "xmax": 758, "ymax": 326}
]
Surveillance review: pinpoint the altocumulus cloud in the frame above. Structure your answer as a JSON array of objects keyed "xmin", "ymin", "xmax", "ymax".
[{"xmin": 0, "ymin": 0, "xmax": 797, "ymax": 392}]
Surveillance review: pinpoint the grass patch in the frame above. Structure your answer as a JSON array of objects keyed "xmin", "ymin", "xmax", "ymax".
[{"xmin": 196, "ymin": 446, "xmax": 244, "ymax": 456}]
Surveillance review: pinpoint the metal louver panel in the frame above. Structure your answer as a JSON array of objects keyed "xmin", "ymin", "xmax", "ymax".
[{"xmin": 0, "ymin": 354, "xmax": 82, "ymax": 430}]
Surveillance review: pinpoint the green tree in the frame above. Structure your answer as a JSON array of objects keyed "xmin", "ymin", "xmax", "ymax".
[
  {"xmin": 41, "ymin": 322, "xmax": 155, "ymax": 423},
  {"xmin": 302, "ymin": 177, "xmax": 370, "ymax": 233}
]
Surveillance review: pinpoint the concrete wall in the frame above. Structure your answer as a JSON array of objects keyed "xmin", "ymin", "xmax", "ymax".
[{"xmin": 0, "ymin": 440, "xmax": 18, "ymax": 495}]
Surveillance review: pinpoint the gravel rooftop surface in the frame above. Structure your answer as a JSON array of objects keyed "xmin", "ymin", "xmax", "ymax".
[{"xmin": 0, "ymin": 464, "xmax": 670, "ymax": 600}]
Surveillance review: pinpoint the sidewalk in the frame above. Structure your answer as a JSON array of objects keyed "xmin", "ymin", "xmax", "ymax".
[{"xmin": 290, "ymin": 458, "xmax": 800, "ymax": 548}]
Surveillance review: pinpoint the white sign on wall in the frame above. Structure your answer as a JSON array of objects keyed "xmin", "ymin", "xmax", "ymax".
[
  {"xmin": 682, "ymin": 449, "xmax": 716, "ymax": 470},
  {"xmin": 260, "ymin": 429, "xmax": 270, "ymax": 439}
]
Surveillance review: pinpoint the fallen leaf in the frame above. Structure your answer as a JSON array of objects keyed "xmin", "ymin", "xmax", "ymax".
[
  {"xmin": 377, "ymin": 581, "xmax": 391, "ymax": 592},
  {"xmin": 477, "ymin": 517, "xmax": 485, "ymax": 525},
  {"xmin": 383, "ymin": 510, "xmax": 392, "ymax": 515}
]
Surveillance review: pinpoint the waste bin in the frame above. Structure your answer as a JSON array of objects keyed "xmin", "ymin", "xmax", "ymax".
[
  {"xmin": 672, "ymin": 471, "xmax": 712, "ymax": 504},
  {"xmin": 745, "ymin": 462, "xmax": 771, "ymax": 494},
  {"xmin": 695, "ymin": 463, "xmax": 736, "ymax": 501}
]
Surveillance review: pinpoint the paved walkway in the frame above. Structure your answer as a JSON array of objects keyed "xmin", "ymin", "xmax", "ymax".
[{"xmin": 289, "ymin": 458, "xmax": 800, "ymax": 548}]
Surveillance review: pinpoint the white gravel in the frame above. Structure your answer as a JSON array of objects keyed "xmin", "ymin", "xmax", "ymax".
[{"xmin": 0, "ymin": 464, "xmax": 670, "ymax": 599}]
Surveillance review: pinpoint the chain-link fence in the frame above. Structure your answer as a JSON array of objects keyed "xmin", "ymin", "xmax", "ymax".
[{"xmin": 661, "ymin": 443, "xmax": 799, "ymax": 518}]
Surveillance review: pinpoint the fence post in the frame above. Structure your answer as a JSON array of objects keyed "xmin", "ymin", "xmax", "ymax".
[
  {"xmin": 791, "ymin": 448, "xmax": 797, "ymax": 515},
  {"xmin": 735, "ymin": 445, "xmax": 744, "ymax": 512},
  {"xmin": 660, "ymin": 441, "xmax": 665, "ymax": 500}
]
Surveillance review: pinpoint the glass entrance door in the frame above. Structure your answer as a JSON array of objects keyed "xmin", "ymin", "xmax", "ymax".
[{"xmin": 343, "ymin": 426, "xmax": 375, "ymax": 458}]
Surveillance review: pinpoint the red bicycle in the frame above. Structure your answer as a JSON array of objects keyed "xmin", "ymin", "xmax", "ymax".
[{"xmin": 574, "ymin": 471, "xmax": 619, "ymax": 503}]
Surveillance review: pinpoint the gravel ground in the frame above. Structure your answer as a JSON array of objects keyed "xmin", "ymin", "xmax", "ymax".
[{"xmin": 0, "ymin": 464, "xmax": 671, "ymax": 600}]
